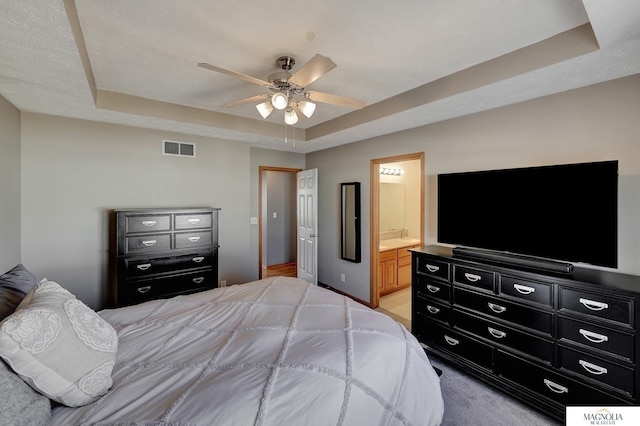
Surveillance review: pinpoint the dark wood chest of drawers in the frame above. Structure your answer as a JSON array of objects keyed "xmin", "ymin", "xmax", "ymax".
[
  {"xmin": 411, "ymin": 245, "xmax": 640, "ymax": 421},
  {"xmin": 109, "ymin": 208, "xmax": 220, "ymax": 307}
]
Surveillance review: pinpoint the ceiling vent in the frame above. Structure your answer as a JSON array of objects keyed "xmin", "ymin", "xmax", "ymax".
[{"xmin": 163, "ymin": 140, "xmax": 196, "ymax": 158}]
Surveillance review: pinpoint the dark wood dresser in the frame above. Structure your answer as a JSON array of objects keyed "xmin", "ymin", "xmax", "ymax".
[
  {"xmin": 411, "ymin": 245, "xmax": 640, "ymax": 421},
  {"xmin": 109, "ymin": 207, "xmax": 220, "ymax": 307}
]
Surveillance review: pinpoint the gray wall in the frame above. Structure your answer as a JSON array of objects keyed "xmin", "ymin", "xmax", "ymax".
[
  {"xmin": 307, "ymin": 74, "xmax": 640, "ymax": 304},
  {"xmin": 264, "ymin": 171, "xmax": 297, "ymax": 266},
  {"xmin": 0, "ymin": 95, "xmax": 21, "ymax": 272},
  {"xmin": 18, "ymin": 113, "xmax": 304, "ymax": 308}
]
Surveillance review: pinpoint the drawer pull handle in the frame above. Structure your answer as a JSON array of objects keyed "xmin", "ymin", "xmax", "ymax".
[
  {"xmin": 426, "ymin": 264, "xmax": 440, "ymax": 273},
  {"xmin": 192, "ymin": 256, "xmax": 205, "ymax": 263},
  {"xmin": 579, "ymin": 298, "xmax": 609, "ymax": 311},
  {"xmin": 136, "ymin": 263, "xmax": 152, "ymax": 271},
  {"xmin": 488, "ymin": 303, "xmax": 506, "ymax": 314},
  {"xmin": 579, "ymin": 328, "xmax": 609, "ymax": 344},
  {"xmin": 513, "ymin": 284, "xmax": 535, "ymax": 295},
  {"xmin": 188, "ymin": 236, "xmax": 201, "ymax": 242},
  {"xmin": 579, "ymin": 360, "xmax": 608, "ymax": 376},
  {"xmin": 137, "ymin": 286, "xmax": 152, "ymax": 294},
  {"xmin": 444, "ymin": 335, "xmax": 459, "ymax": 346},
  {"xmin": 464, "ymin": 273, "xmax": 481, "ymax": 282},
  {"xmin": 142, "ymin": 240, "xmax": 157, "ymax": 246},
  {"xmin": 142, "ymin": 220, "xmax": 156, "ymax": 226},
  {"xmin": 426, "ymin": 284, "xmax": 441, "ymax": 293},
  {"xmin": 488, "ymin": 327, "xmax": 507, "ymax": 339},
  {"xmin": 543, "ymin": 379, "xmax": 568, "ymax": 394},
  {"xmin": 187, "ymin": 218, "xmax": 201, "ymax": 224},
  {"xmin": 427, "ymin": 305, "xmax": 440, "ymax": 314},
  {"xmin": 192, "ymin": 277, "xmax": 205, "ymax": 284}
]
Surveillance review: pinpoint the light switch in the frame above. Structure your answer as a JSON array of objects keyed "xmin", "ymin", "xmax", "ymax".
[
  {"xmin": 250, "ymin": 217, "xmax": 258, "ymax": 225},
  {"xmin": 272, "ymin": 211, "xmax": 277, "ymax": 219}
]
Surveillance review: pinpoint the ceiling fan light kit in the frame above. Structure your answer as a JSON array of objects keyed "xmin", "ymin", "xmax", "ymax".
[{"xmin": 198, "ymin": 54, "xmax": 366, "ymax": 131}]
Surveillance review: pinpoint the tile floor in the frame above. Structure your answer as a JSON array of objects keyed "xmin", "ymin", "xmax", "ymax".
[{"xmin": 379, "ymin": 287, "xmax": 411, "ymax": 323}]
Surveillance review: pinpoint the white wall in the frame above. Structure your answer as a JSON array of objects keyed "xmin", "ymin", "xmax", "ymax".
[
  {"xmin": 307, "ymin": 74, "xmax": 640, "ymax": 304},
  {"xmin": 0, "ymin": 95, "xmax": 21, "ymax": 272},
  {"xmin": 19, "ymin": 114, "xmax": 304, "ymax": 308}
]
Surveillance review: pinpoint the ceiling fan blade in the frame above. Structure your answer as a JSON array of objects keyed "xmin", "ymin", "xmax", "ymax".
[
  {"xmin": 198, "ymin": 62, "xmax": 270, "ymax": 87},
  {"xmin": 291, "ymin": 104, "xmax": 308, "ymax": 121},
  {"xmin": 222, "ymin": 94, "xmax": 269, "ymax": 108},
  {"xmin": 306, "ymin": 91, "xmax": 366, "ymax": 110},
  {"xmin": 288, "ymin": 54, "xmax": 337, "ymax": 88}
]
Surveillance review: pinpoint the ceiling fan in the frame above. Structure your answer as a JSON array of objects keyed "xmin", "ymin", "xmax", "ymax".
[{"xmin": 197, "ymin": 54, "xmax": 366, "ymax": 125}]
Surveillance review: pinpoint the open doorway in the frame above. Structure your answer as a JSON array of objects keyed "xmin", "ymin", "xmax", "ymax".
[
  {"xmin": 259, "ymin": 166, "xmax": 302, "ymax": 279},
  {"xmin": 370, "ymin": 153, "xmax": 424, "ymax": 319}
]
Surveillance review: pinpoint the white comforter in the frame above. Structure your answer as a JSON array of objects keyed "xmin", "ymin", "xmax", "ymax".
[{"xmin": 51, "ymin": 277, "xmax": 443, "ymax": 425}]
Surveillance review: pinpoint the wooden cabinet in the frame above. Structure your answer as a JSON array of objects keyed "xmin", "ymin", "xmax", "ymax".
[
  {"xmin": 379, "ymin": 245, "xmax": 419, "ymax": 295},
  {"xmin": 109, "ymin": 207, "xmax": 220, "ymax": 307},
  {"xmin": 411, "ymin": 245, "xmax": 640, "ymax": 421}
]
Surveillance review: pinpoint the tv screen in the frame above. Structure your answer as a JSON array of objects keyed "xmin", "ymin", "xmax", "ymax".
[{"xmin": 437, "ymin": 160, "xmax": 618, "ymax": 268}]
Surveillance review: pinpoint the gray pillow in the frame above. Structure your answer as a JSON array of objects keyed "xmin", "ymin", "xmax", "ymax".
[
  {"xmin": 0, "ymin": 359, "xmax": 51, "ymax": 426},
  {"xmin": 0, "ymin": 264, "xmax": 38, "ymax": 321}
]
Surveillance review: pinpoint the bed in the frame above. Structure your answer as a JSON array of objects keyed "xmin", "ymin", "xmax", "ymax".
[{"xmin": 1, "ymin": 267, "xmax": 443, "ymax": 425}]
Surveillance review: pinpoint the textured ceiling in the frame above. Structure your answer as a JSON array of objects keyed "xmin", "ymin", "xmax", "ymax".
[{"xmin": 1, "ymin": 0, "xmax": 639, "ymax": 153}]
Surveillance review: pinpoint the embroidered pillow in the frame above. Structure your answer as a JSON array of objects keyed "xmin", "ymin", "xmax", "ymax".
[{"xmin": 0, "ymin": 279, "xmax": 118, "ymax": 407}]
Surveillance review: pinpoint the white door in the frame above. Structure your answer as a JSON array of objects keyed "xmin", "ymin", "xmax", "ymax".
[{"xmin": 297, "ymin": 168, "xmax": 318, "ymax": 285}]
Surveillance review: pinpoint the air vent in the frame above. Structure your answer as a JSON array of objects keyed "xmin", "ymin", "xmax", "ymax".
[{"xmin": 163, "ymin": 140, "xmax": 196, "ymax": 158}]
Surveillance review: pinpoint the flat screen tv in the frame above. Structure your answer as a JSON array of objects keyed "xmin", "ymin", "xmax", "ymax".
[{"xmin": 437, "ymin": 160, "xmax": 618, "ymax": 268}]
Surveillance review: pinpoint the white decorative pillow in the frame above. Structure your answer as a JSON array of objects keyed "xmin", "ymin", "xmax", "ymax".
[{"xmin": 0, "ymin": 279, "xmax": 118, "ymax": 407}]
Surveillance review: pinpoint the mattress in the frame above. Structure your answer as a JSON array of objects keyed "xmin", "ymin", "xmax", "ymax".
[{"xmin": 51, "ymin": 276, "xmax": 443, "ymax": 425}]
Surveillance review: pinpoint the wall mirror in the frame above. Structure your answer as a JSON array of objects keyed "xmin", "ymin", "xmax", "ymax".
[{"xmin": 341, "ymin": 182, "xmax": 361, "ymax": 263}]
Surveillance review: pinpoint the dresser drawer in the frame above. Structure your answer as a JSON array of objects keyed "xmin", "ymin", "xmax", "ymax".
[
  {"xmin": 560, "ymin": 287, "xmax": 633, "ymax": 327},
  {"xmin": 414, "ymin": 298, "xmax": 451, "ymax": 325},
  {"xmin": 558, "ymin": 345, "xmax": 634, "ymax": 397},
  {"xmin": 125, "ymin": 214, "xmax": 171, "ymax": 234},
  {"xmin": 455, "ymin": 310, "xmax": 553, "ymax": 362},
  {"xmin": 454, "ymin": 265, "xmax": 495, "ymax": 292},
  {"xmin": 495, "ymin": 351, "xmax": 625, "ymax": 407},
  {"xmin": 558, "ymin": 316, "xmax": 634, "ymax": 362},
  {"xmin": 123, "ymin": 269, "xmax": 215, "ymax": 305},
  {"xmin": 123, "ymin": 252, "xmax": 213, "ymax": 278},
  {"xmin": 415, "ymin": 276, "xmax": 450, "ymax": 304},
  {"xmin": 415, "ymin": 256, "xmax": 450, "ymax": 282},
  {"xmin": 175, "ymin": 231, "xmax": 213, "ymax": 249},
  {"xmin": 125, "ymin": 233, "xmax": 171, "ymax": 254},
  {"xmin": 421, "ymin": 322, "xmax": 493, "ymax": 370},
  {"xmin": 500, "ymin": 275, "xmax": 552, "ymax": 307},
  {"xmin": 175, "ymin": 212, "xmax": 213, "ymax": 230},
  {"xmin": 453, "ymin": 288, "xmax": 552, "ymax": 335}
]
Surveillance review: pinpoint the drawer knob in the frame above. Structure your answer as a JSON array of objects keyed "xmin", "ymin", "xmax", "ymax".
[
  {"xmin": 464, "ymin": 273, "xmax": 481, "ymax": 282},
  {"xmin": 579, "ymin": 328, "xmax": 609, "ymax": 344},
  {"xmin": 579, "ymin": 298, "xmax": 609, "ymax": 311},
  {"xmin": 192, "ymin": 277, "xmax": 205, "ymax": 284},
  {"xmin": 488, "ymin": 327, "xmax": 507, "ymax": 339},
  {"xmin": 579, "ymin": 360, "xmax": 608, "ymax": 376},
  {"xmin": 426, "ymin": 284, "xmax": 441, "ymax": 293},
  {"xmin": 187, "ymin": 218, "xmax": 201, "ymax": 224},
  {"xmin": 142, "ymin": 220, "xmax": 156, "ymax": 227},
  {"xmin": 426, "ymin": 264, "xmax": 440, "ymax": 273},
  {"xmin": 444, "ymin": 335, "xmax": 459, "ymax": 346},
  {"xmin": 543, "ymin": 379, "xmax": 568, "ymax": 394},
  {"xmin": 487, "ymin": 303, "xmax": 507, "ymax": 314},
  {"xmin": 192, "ymin": 256, "xmax": 205, "ymax": 263},
  {"xmin": 188, "ymin": 236, "xmax": 201, "ymax": 242},
  {"xmin": 136, "ymin": 263, "xmax": 152, "ymax": 271},
  {"xmin": 513, "ymin": 284, "xmax": 535, "ymax": 295},
  {"xmin": 427, "ymin": 305, "xmax": 440, "ymax": 314},
  {"xmin": 136, "ymin": 286, "xmax": 152, "ymax": 294},
  {"xmin": 142, "ymin": 240, "xmax": 157, "ymax": 246}
]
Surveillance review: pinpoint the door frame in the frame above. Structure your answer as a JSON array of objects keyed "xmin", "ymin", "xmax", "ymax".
[
  {"xmin": 370, "ymin": 152, "xmax": 425, "ymax": 308},
  {"xmin": 258, "ymin": 166, "xmax": 303, "ymax": 279}
]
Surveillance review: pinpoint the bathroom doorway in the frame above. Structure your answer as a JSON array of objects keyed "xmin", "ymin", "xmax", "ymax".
[
  {"xmin": 370, "ymin": 153, "xmax": 424, "ymax": 321},
  {"xmin": 258, "ymin": 166, "xmax": 302, "ymax": 279}
]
